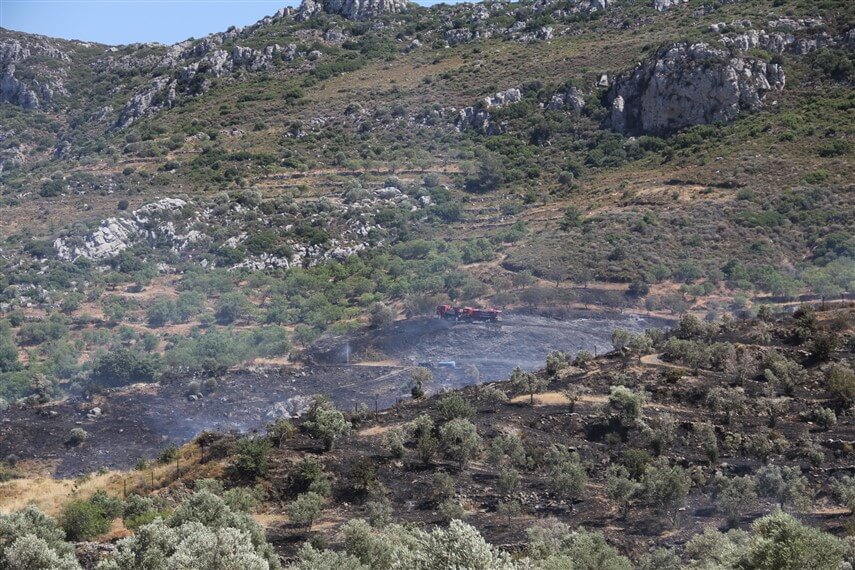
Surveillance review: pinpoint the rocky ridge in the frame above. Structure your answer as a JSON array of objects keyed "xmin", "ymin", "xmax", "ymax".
[
  {"xmin": 51, "ymin": 183, "xmax": 430, "ymax": 271},
  {"xmin": 296, "ymin": 0, "xmax": 410, "ymax": 21}
]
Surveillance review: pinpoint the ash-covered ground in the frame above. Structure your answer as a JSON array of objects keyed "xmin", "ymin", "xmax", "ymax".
[
  {"xmin": 366, "ymin": 312, "xmax": 668, "ymax": 383},
  {"xmin": 1, "ymin": 311, "xmax": 668, "ymax": 476}
]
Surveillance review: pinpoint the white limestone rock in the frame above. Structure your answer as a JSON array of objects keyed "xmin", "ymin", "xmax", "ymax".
[{"xmin": 608, "ymin": 42, "xmax": 785, "ymax": 135}]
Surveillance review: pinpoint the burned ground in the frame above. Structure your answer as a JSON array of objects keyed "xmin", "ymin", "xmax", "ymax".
[
  {"xmin": 0, "ymin": 311, "xmax": 661, "ymax": 477},
  {"xmin": 312, "ymin": 311, "xmax": 668, "ymax": 380}
]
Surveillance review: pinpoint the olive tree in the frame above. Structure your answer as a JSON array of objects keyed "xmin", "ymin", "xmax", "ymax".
[
  {"xmin": 0, "ymin": 507, "xmax": 81, "ymax": 570},
  {"xmin": 705, "ymin": 386, "xmax": 746, "ymax": 425},
  {"xmin": 827, "ymin": 364, "xmax": 855, "ymax": 403},
  {"xmin": 496, "ymin": 467, "xmax": 520, "ymax": 495},
  {"xmin": 832, "ymin": 475, "xmax": 855, "ymax": 514},
  {"xmin": 640, "ymin": 460, "xmax": 691, "ymax": 523},
  {"xmin": 715, "ymin": 475, "xmax": 757, "ymax": 526},
  {"xmin": 511, "ymin": 367, "xmax": 548, "ymax": 405},
  {"xmin": 4, "ymin": 534, "xmax": 81, "ymax": 570},
  {"xmin": 545, "ymin": 445, "xmax": 587, "ymax": 504},
  {"xmin": 756, "ymin": 465, "xmax": 811, "ymax": 512},
  {"xmin": 303, "ymin": 396, "xmax": 351, "ymax": 451},
  {"xmin": 479, "ymin": 384, "xmax": 508, "ymax": 412},
  {"xmin": 437, "ymin": 392, "xmax": 475, "ymax": 421},
  {"xmin": 439, "ymin": 419, "xmax": 481, "ymax": 468},
  {"xmin": 606, "ymin": 464, "xmax": 640, "ymax": 518},
  {"xmin": 409, "ymin": 414, "xmax": 438, "ymax": 466},
  {"xmin": 100, "ymin": 490, "xmax": 280, "ymax": 569},
  {"xmin": 546, "ymin": 351, "xmax": 568, "ymax": 378},
  {"xmin": 608, "ymin": 385, "xmax": 645, "ymax": 428},
  {"xmin": 287, "ymin": 492, "xmax": 325, "ymax": 529},
  {"xmin": 409, "ymin": 367, "xmax": 432, "ymax": 399},
  {"xmin": 684, "ymin": 510, "xmax": 845, "ymax": 570}
]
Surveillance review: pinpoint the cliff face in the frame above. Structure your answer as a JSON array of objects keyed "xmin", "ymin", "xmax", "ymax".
[{"xmin": 608, "ymin": 43, "xmax": 785, "ymax": 135}]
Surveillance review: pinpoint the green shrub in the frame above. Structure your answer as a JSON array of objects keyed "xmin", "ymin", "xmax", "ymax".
[
  {"xmin": 66, "ymin": 428, "xmax": 88, "ymax": 447},
  {"xmin": 303, "ymin": 397, "xmax": 352, "ymax": 451},
  {"xmin": 439, "ymin": 419, "xmax": 481, "ymax": 468},
  {"xmin": 90, "ymin": 349, "xmax": 159, "ymax": 388},
  {"xmin": 287, "ymin": 492, "xmax": 324, "ymax": 528},
  {"xmin": 232, "ymin": 437, "xmax": 272, "ymax": 479},
  {"xmin": 436, "ymin": 392, "xmax": 475, "ymax": 421},
  {"xmin": 61, "ymin": 500, "xmax": 110, "ymax": 541}
]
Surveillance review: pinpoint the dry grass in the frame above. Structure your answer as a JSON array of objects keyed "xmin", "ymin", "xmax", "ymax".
[
  {"xmin": 252, "ymin": 513, "xmax": 290, "ymax": 528},
  {"xmin": 0, "ymin": 443, "xmax": 204, "ymax": 516},
  {"xmin": 357, "ymin": 423, "xmax": 403, "ymax": 437},
  {"xmin": 0, "ymin": 471, "xmax": 127, "ymax": 516}
]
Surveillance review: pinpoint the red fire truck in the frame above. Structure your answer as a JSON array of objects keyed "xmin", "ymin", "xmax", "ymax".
[{"xmin": 436, "ymin": 304, "xmax": 501, "ymax": 323}]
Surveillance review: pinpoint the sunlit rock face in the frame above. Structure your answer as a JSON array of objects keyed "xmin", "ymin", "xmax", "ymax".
[{"xmin": 608, "ymin": 42, "xmax": 785, "ymax": 135}]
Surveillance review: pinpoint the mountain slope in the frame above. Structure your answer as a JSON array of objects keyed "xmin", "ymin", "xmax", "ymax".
[{"xmin": 0, "ymin": 0, "xmax": 852, "ymax": 427}]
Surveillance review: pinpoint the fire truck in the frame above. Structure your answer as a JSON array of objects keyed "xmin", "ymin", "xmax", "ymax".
[{"xmin": 436, "ymin": 304, "xmax": 501, "ymax": 323}]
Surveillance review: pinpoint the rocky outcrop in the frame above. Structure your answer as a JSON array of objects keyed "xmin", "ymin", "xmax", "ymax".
[
  {"xmin": 483, "ymin": 88, "xmax": 523, "ymax": 108},
  {"xmin": 719, "ymin": 29, "xmax": 796, "ymax": 54},
  {"xmin": 53, "ymin": 199, "xmax": 200, "ymax": 261},
  {"xmin": 608, "ymin": 42, "xmax": 785, "ymax": 135},
  {"xmin": 546, "ymin": 86, "xmax": 585, "ymax": 112},
  {"xmin": 712, "ymin": 17, "xmax": 838, "ymax": 55},
  {"xmin": 113, "ymin": 39, "xmax": 289, "ymax": 127},
  {"xmin": 0, "ymin": 38, "xmax": 70, "ymax": 64},
  {"xmin": 0, "ymin": 146, "xmax": 25, "ymax": 173},
  {"xmin": 445, "ymin": 29, "xmax": 475, "ymax": 45},
  {"xmin": 0, "ymin": 65, "xmax": 39, "ymax": 108},
  {"xmin": 296, "ymin": 0, "xmax": 409, "ymax": 21},
  {"xmin": 116, "ymin": 77, "xmax": 176, "ymax": 128},
  {"xmin": 454, "ymin": 88, "xmax": 523, "ymax": 135},
  {"xmin": 0, "ymin": 40, "xmax": 31, "ymax": 63},
  {"xmin": 531, "ymin": 0, "xmax": 608, "ymax": 15},
  {"xmin": 653, "ymin": 0, "xmax": 687, "ymax": 11},
  {"xmin": 0, "ymin": 37, "xmax": 70, "ymax": 109}
]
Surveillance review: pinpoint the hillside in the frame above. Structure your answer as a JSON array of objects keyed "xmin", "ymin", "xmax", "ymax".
[
  {"xmin": 0, "ymin": 0, "xmax": 852, "ymax": 409},
  {"xmin": 0, "ymin": 0, "xmax": 854, "ymax": 566}
]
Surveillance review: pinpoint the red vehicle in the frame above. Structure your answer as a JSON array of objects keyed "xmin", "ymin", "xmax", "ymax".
[{"xmin": 436, "ymin": 304, "xmax": 501, "ymax": 323}]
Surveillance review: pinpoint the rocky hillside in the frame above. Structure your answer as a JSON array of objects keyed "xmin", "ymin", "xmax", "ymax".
[
  {"xmin": 0, "ymin": 0, "xmax": 853, "ymax": 565},
  {"xmin": 0, "ymin": 0, "xmax": 855, "ymax": 414},
  {"xmin": 0, "ymin": 0, "xmax": 852, "ymax": 447}
]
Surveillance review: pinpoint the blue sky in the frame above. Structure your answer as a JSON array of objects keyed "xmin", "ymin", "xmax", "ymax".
[{"xmin": 0, "ymin": 0, "xmax": 452, "ymax": 46}]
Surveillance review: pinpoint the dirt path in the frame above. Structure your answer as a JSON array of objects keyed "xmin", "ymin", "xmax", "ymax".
[{"xmin": 509, "ymin": 391, "xmax": 694, "ymax": 414}]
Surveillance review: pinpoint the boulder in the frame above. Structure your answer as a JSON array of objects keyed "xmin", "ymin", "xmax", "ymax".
[{"xmin": 608, "ymin": 42, "xmax": 785, "ymax": 135}]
